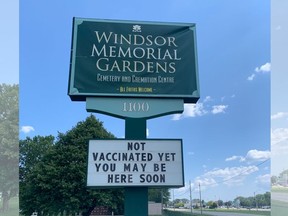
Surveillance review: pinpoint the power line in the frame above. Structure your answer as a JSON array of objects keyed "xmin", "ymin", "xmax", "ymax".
[{"xmin": 172, "ymin": 159, "xmax": 270, "ymax": 198}]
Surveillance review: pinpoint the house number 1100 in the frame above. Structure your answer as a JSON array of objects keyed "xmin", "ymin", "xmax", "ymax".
[{"xmin": 123, "ymin": 102, "xmax": 149, "ymax": 112}]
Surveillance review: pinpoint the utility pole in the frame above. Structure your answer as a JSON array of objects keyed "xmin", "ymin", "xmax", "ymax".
[
  {"xmin": 173, "ymin": 189, "xmax": 175, "ymax": 211},
  {"xmin": 189, "ymin": 181, "xmax": 193, "ymax": 214},
  {"xmin": 199, "ymin": 183, "xmax": 202, "ymax": 215}
]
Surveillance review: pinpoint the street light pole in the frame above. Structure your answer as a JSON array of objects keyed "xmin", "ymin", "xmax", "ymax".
[{"xmin": 199, "ymin": 183, "xmax": 202, "ymax": 215}]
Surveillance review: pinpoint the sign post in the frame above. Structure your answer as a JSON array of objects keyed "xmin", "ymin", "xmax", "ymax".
[
  {"xmin": 125, "ymin": 118, "xmax": 147, "ymax": 216},
  {"xmin": 68, "ymin": 17, "xmax": 200, "ymax": 216}
]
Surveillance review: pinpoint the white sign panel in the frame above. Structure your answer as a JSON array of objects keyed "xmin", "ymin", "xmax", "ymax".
[{"xmin": 87, "ymin": 139, "xmax": 184, "ymax": 187}]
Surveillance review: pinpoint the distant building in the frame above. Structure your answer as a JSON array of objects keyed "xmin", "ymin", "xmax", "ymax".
[{"xmin": 278, "ymin": 173, "xmax": 288, "ymax": 186}]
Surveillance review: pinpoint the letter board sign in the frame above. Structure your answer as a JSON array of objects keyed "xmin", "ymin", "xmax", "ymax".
[{"xmin": 87, "ymin": 139, "xmax": 184, "ymax": 187}]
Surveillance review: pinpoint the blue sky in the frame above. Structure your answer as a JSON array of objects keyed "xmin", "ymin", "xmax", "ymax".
[
  {"xmin": 18, "ymin": 0, "xmax": 272, "ymax": 202},
  {"xmin": 271, "ymin": 0, "xmax": 288, "ymax": 177},
  {"xmin": 0, "ymin": 0, "xmax": 19, "ymax": 84}
]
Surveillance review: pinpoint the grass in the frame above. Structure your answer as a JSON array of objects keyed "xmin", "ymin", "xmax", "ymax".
[
  {"xmin": 163, "ymin": 208, "xmax": 270, "ymax": 216},
  {"xmin": 162, "ymin": 209, "xmax": 210, "ymax": 216},
  {"xmin": 204, "ymin": 208, "xmax": 270, "ymax": 215},
  {"xmin": 0, "ymin": 196, "xmax": 19, "ymax": 216},
  {"xmin": 271, "ymin": 186, "xmax": 288, "ymax": 193},
  {"xmin": 271, "ymin": 199, "xmax": 288, "ymax": 216}
]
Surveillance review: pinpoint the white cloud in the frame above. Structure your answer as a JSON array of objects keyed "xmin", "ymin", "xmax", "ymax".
[
  {"xmin": 194, "ymin": 166, "xmax": 259, "ymax": 187},
  {"xmin": 20, "ymin": 126, "xmax": 35, "ymax": 134},
  {"xmin": 187, "ymin": 152, "xmax": 195, "ymax": 156},
  {"xmin": 248, "ymin": 63, "xmax": 271, "ymax": 81},
  {"xmin": 255, "ymin": 62, "xmax": 271, "ymax": 73},
  {"xmin": 172, "ymin": 103, "xmax": 207, "ymax": 120},
  {"xmin": 275, "ymin": 25, "xmax": 281, "ymax": 31},
  {"xmin": 271, "ymin": 128, "xmax": 288, "ymax": 155},
  {"xmin": 244, "ymin": 150, "xmax": 270, "ymax": 163},
  {"xmin": 247, "ymin": 73, "xmax": 256, "ymax": 81},
  {"xmin": 226, "ymin": 150, "xmax": 270, "ymax": 163},
  {"xmin": 211, "ymin": 105, "xmax": 228, "ymax": 114},
  {"xmin": 203, "ymin": 96, "xmax": 212, "ymax": 102},
  {"xmin": 172, "ymin": 97, "xmax": 229, "ymax": 120},
  {"xmin": 225, "ymin": 155, "xmax": 245, "ymax": 162},
  {"xmin": 271, "ymin": 112, "xmax": 288, "ymax": 120},
  {"xmin": 204, "ymin": 166, "xmax": 258, "ymax": 178},
  {"xmin": 194, "ymin": 177, "xmax": 218, "ymax": 190},
  {"xmin": 255, "ymin": 174, "xmax": 270, "ymax": 185},
  {"xmin": 146, "ymin": 128, "xmax": 149, "ymax": 137}
]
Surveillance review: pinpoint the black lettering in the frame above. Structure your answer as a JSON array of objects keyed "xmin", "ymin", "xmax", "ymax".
[
  {"xmin": 127, "ymin": 142, "xmax": 146, "ymax": 151},
  {"xmin": 161, "ymin": 163, "xmax": 166, "ymax": 172},
  {"xmin": 115, "ymin": 174, "xmax": 120, "ymax": 183},
  {"xmin": 95, "ymin": 163, "xmax": 101, "ymax": 172},
  {"xmin": 99, "ymin": 153, "xmax": 105, "ymax": 161},
  {"xmin": 106, "ymin": 153, "xmax": 111, "ymax": 161},
  {"xmin": 158, "ymin": 153, "xmax": 164, "ymax": 161},
  {"xmin": 121, "ymin": 174, "xmax": 126, "ymax": 183},
  {"xmin": 127, "ymin": 142, "xmax": 133, "ymax": 150},
  {"xmin": 139, "ymin": 174, "xmax": 166, "ymax": 183},
  {"xmin": 108, "ymin": 174, "xmax": 113, "ymax": 183},
  {"xmin": 128, "ymin": 174, "xmax": 133, "ymax": 183},
  {"xmin": 141, "ymin": 163, "xmax": 146, "ymax": 172},
  {"xmin": 108, "ymin": 174, "xmax": 133, "ymax": 183},
  {"xmin": 92, "ymin": 153, "xmax": 98, "ymax": 161},
  {"xmin": 140, "ymin": 174, "xmax": 145, "ymax": 183},
  {"xmin": 102, "ymin": 163, "xmax": 109, "ymax": 172},
  {"xmin": 160, "ymin": 174, "xmax": 165, "ymax": 183},
  {"xmin": 171, "ymin": 153, "xmax": 176, "ymax": 161},
  {"xmin": 132, "ymin": 164, "xmax": 138, "ymax": 172},
  {"xmin": 124, "ymin": 163, "xmax": 130, "ymax": 171}
]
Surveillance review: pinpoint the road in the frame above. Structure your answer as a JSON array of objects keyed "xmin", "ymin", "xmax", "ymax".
[
  {"xmin": 272, "ymin": 192, "xmax": 288, "ymax": 203},
  {"xmin": 172, "ymin": 208, "xmax": 268, "ymax": 216},
  {"xmin": 192, "ymin": 210, "xmax": 265, "ymax": 216}
]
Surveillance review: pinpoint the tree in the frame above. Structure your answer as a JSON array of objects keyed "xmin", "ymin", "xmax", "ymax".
[
  {"xmin": 224, "ymin": 201, "xmax": 232, "ymax": 208},
  {"xmin": 20, "ymin": 115, "xmax": 124, "ymax": 216},
  {"xmin": 271, "ymin": 175, "xmax": 278, "ymax": 185},
  {"xmin": 19, "ymin": 136, "xmax": 55, "ymax": 215},
  {"xmin": 0, "ymin": 84, "xmax": 18, "ymax": 212},
  {"xmin": 148, "ymin": 189, "xmax": 170, "ymax": 204},
  {"xmin": 217, "ymin": 199, "xmax": 223, "ymax": 207},
  {"xmin": 19, "ymin": 135, "xmax": 55, "ymax": 182}
]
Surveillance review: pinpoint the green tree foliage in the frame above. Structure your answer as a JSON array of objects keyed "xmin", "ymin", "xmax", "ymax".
[
  {"xmin": 148, "ymin": 188, "xmax": 170, "ymax": 204},
  {"xmin": 0, "ymin": 84, "xmax": 18, "ymax": 212},
  {"xmin": 19, "ymin": 135, "xmax": 55, "ymax": 182},
  {"xmin": 234, "ymin": 192, "xmax": 270, "ymax": 208},
  {"xmin": 206, "ymin": 201, "xmax": 217, "ymax": 209},
  {"xmin": 20, "ymin": 115, "xmax": 124, "ymax": 216}
]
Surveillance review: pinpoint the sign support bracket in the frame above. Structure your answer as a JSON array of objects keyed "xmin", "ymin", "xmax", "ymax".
[{"xmin": 124, "ymin": 117, "xmax": 148, "ymax": 216}]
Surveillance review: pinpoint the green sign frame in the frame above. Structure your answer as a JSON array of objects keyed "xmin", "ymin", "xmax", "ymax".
[{"xmin": 68, "ymin": 17, "xmax": 200, "ymax": 103}]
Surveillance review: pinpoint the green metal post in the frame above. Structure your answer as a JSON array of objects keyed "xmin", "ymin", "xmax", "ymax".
[{"xmin": 124, "ymin": 118, "xmax": 148, "ymax": 216}]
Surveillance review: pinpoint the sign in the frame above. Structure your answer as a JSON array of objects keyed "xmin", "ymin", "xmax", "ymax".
[
  {"xmin": 68, "ymin": 18, "xmax": 200, "ymax": 103},
  {"xmin": 87, "ymin": 139, "xmax": 184, "ymax": 187},
  {"xmin": 86, "ymin": 97, "xmax": 184, "ymax": 119}
]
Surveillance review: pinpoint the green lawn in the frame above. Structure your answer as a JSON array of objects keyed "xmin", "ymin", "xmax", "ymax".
[
  {"xmin": 163, "ymin": 210, "xmax": 210, "ymax": 216},
  {"xmin": 163, "ymin": 208, "xmax": 270, "ymax": 216},
  {"xmin": 271, "ymin": 199, "xmax": 288, "ymax": 216},
  {"xmin": 271, "ymin": 186, "xmax": 288, "ymax": 193},
  {"xmin": 0, "ymin": 196, "xmax": 19, "ymax": 216},
  {"xmin": 204, "ymin": 208, "xmax": 270, "ymax": 215}
]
